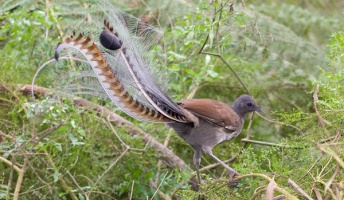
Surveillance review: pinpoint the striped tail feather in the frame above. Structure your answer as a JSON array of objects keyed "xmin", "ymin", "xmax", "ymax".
[
  {"xmin": 100, "ymin": 20, "xmax": 188, "ymax": 122},
  {"xmin": 45, "ymin": 0, "xmax": 194, "ymax": 124},
  {"xmin": 55, "ymin": 33, "xmax": 171, "ymax": 122}
]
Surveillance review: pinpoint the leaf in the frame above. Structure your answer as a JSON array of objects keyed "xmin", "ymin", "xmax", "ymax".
[
  {"xmin": 69, "ymin": 134, "xmax": 84, "ymax": 146},
  {"xmin": 54, "ymin": 143, "xmax": 62, "ymax": 152},
  {"xmin": 144, "ymin": 171, "xmax": 154, "ymax": 180},
  {"xmin": 78, "ymin": 193, "xmax": 85, "ymax": 200},
  {"xmin": 0, "ymin": 192, "xmax": 6, "ymax": 199},
  {"xmin": 185, "ymin": 68, "xmax": 197, "ymax": 76},
  {"xmin": 185, "ymin": 31, "xmax": 194, "ymax": 45},
  {"xmin": 168, "ymin": 51, "xmax": 187, "ymax": 60},
  {"xmin": 71, "ymin": 120, "xmax": 76, "ymax": 128},
  {"xmin": 205, "ymin": 55, "xmax": 211, "ymax": 66},
  {"xmin": 77, "ymin": 128, "xmax": 86, "ymax": 137},
  {"xmin": 207, "ymin": 69, "xmax": 218, "ymax": 78},
  {"xmin": 266, "ymin": 178, "xmax": 276, "ymax": 200},
  {"xmin": 53, "ymin": 171, "xmax": 60, "ymax": 183},
  {"xmin": 209, "ymin": 30, "xmax": 214, "ymax": 48},
  {"xmin": 0, "ymin": 184, "xmax": 9, "ymax": 190}
]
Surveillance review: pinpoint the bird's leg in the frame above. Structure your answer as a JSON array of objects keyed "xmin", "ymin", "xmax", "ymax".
[
  {"xmin": 203, "ymin": 148, "xmax": 241, "ymax": 187},
  {"xmin": 193, "ymin": 149, "xmax": 202, "ymax": 200}
]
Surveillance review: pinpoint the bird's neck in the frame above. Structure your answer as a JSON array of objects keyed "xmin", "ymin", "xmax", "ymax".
[{"xmin": 231, "ymin": 103, "xmax": 246, "ymax": 119}]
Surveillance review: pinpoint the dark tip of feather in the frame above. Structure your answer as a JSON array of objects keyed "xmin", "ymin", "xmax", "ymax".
[
  {"xmin": 54, "ymin": 42, "xmax": 61, "ymax": 61},
  {"xmin": 100, "ymin": 30, "xmax": 122, "ymax": 50}
]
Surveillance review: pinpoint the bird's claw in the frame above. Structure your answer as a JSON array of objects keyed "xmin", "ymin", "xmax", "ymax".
[{"xmin": 229, "ymin": 172, "xmax": 241, "ymax": 188}]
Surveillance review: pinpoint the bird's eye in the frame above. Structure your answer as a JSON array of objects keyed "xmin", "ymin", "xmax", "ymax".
[{"xmin": 247, "ymin": 102, "xmax": 253, "ymax": 107}]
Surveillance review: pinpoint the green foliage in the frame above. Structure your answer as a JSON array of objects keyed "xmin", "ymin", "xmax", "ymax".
[
  {"xmin": 1, "ymin": 0, "xmax": 344, "ymax": 199},
  {"xmin": 0, "ymin": 95, "xmax": 193, "ymax": 199},
  {"xmin": 174, "ymin": 17, "xmax": 344, "ymax": 200},
  {"xmin": 0, "ymin": 7, "xmax": 57, "ymax": 84}
]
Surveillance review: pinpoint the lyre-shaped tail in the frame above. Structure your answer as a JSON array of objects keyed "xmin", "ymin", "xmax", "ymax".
[
  {"xmin": 54, "ymin": 0, "xmax": 190, "ymax": 123},
  {"xmin": 55, "ymin": 33, "xmax": 170, "ymax": 122}
]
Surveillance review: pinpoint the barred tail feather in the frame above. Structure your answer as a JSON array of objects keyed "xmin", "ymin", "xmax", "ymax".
[
  {"xmin": 101, "ymin": 15, "xmax": 188, "ymax": 123},
  {"xmin": 55, "ymin": 33, "xmax": 171, "ymax": 123},
  {"xmin": 35, "ymin": 0, "xmax": 192, "ymax": 124}
]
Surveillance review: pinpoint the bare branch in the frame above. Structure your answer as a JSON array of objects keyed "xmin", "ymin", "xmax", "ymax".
[
  {"xmin": 241, "ymin": 138, "xmax": 304, "ymax": 149},
  {"xmin": 313, "ymin": 84, "xmax": 328, "ymax": 135},
  {"xmin": 288, "ymin": 178, "xmax": 313, "ymax": 200},
  {"xmin": 236, "ymin": 173, "xmax": 299, "ymax": 200}
]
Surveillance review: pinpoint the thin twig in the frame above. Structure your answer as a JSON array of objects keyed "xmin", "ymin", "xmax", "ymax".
[
  {"xmin": 0, "ymin": 154, "xmax": 27, "ymax": 200},
  {"xmin": 154, "ymin": 130, "xmax": 172, "ymax": 186},
  {"xmin": 313, "ymin": 84, "xmax": 328, "ymax": 135},
  {"xmin": 199, "ymin": 156, "xmax": 236, "ymax": 173},
  {"xmin": 199, "ymin": 51, "xmax": 249, "ymax": 93},
  {"xmin": 150, "ymin": 172, "xmax": 169, "ymax": 200},
  {"xmin": 0, "ymin": 83, "xmax": 28, "ymax": 113},
  {"xmin": 241, "ymin": 138, "xmax": 304, "ymax": 149},
  {"xmin": 298, "ymin": 154, "xmax": 323, "ymax": 181},
  {"xmin": 13, "ymin": 157, "xmax": 28, "ymax": 200},
  {"xmin": 314, "ymin": 179, "xmax": 337, "ymax": 200},
  {"xmin": 245, "ymin": 112, "xmax": 255, "ymax": 139},
  {"xmin": 67, "ymin": 171, "xmax": 89, "ymax": 200},
  {"xmin": 324, "ymin": 164, "xmax": 340, "ymax": 193},
  {"xmin": 288, "ymin": 178, "xmax": 313, "ymax": 200},
  {"xmin": 236, "ymin": 173, "xmax": 299, "ymax": 200},
  {"xmin": 196, "ymin": 2, "xmax": 249, "ymax": 94},
  {"xmin": 130, "ymin": 180, "xmax": 134, "ymax": 200},
  {"xmin": 318, "ymin": 144, "xmax": 344, "ymax": 169},
  {"xmin": 0, "ymin": 156, "xmax": 22, "ymax": 177},
  {"xmin": 44, "ymin": 150, "xmax": 79, "ymax": 200},
  {"xmin": 89, "ymin": 148, "xmax": 129, "ymax": 196},
  {"xmin": 256, "ymin": 112, "xmax": 304, "ymax": 135}
]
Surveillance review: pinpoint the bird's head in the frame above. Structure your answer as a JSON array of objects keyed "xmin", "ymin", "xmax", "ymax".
[{"xmin": 231, "ymin": 94, "xmax": 263, "ymax": 118}]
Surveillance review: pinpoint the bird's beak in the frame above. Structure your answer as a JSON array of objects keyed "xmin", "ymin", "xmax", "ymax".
[{"xmin": 256, "ymin": 107, "xmax": 264, "ymax": 113}]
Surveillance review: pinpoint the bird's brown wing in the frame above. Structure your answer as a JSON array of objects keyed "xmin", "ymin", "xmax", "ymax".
[{"xmin": 177, "ymin": 99, "xmax": 242, "ymax": 131}]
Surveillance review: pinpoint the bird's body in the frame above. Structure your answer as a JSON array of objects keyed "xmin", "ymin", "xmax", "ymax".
[
  {"xmin": 38, "ymin": 1, "xmax": 263, "ymax": 198},
  {"xmin": 167, "ymin": 96, "xmax": 261, "ymax": 186},
  {"xmin": 169, "ymin": 99, "xmax": 244, "ymax": 150}
]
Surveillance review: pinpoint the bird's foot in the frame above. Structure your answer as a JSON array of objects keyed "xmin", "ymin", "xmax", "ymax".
[{"xmin": 229, "ymin": 171, "xmax": 241, "ymax": 188}]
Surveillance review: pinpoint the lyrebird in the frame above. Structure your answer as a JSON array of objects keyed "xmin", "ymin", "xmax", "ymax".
[{"xmin": 37, "ymin": 1, "xmax": 262, "ymax": 198}]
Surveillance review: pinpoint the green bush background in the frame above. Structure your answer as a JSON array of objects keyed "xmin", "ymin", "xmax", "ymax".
[{"xmin": 0, "ymin": 0, "xmax": 343, "ymax": 199}]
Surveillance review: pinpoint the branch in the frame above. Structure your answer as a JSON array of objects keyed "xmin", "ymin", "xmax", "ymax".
[
  {"xmin": 0, "ymin": 156, "xmax": 23, "ymax": 176},
  {"xmin": 0, "ymin": 153, "xmax": 26, "ymax": 200},
  {"xmin": 14, "ymin": 84, "xmax": 190, "ymax": 170},
  {"xmin": 313, "ymin": 84, "xmax": 328, "ymax": 135},
  {"xmin": 237, "ymin": 173, "xmax": 299, "ymax": 200},
  {"xmin": 317, "ymin": 144, "xmax": 344, "ymax": 169},
  {"xmin": 43, "ymin": 150, "xmax": 79, "ymax": 200},
  {"xmin": 241, "ymin": 138, "xmax": 304, "ymax": 149},
  {"xmin": 199, "ymin": 51, "xmax": 249, "ymax": 94},
  {"xmin": 256, "ymin": 112, "xmax": 304, "ymax": 135},
  {"xmin": 13, "ymin": 157, "xmax": 28, "ymax": 200},
  {"xmin": 288, "ymin": 179, "xmax": 313, "ymax": 200},
  {"xmin": 1, "ymin": 83, "xmax": 196, "ymax": 176},
  {"xmin": 71, "ymin": 97, "xmax": 190, "ymax": 170}
]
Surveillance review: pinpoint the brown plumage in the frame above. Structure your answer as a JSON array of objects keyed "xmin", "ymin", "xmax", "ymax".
[{"xmin": 177, "ymin": 99, "xmax": 242, "ymax": 130}]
